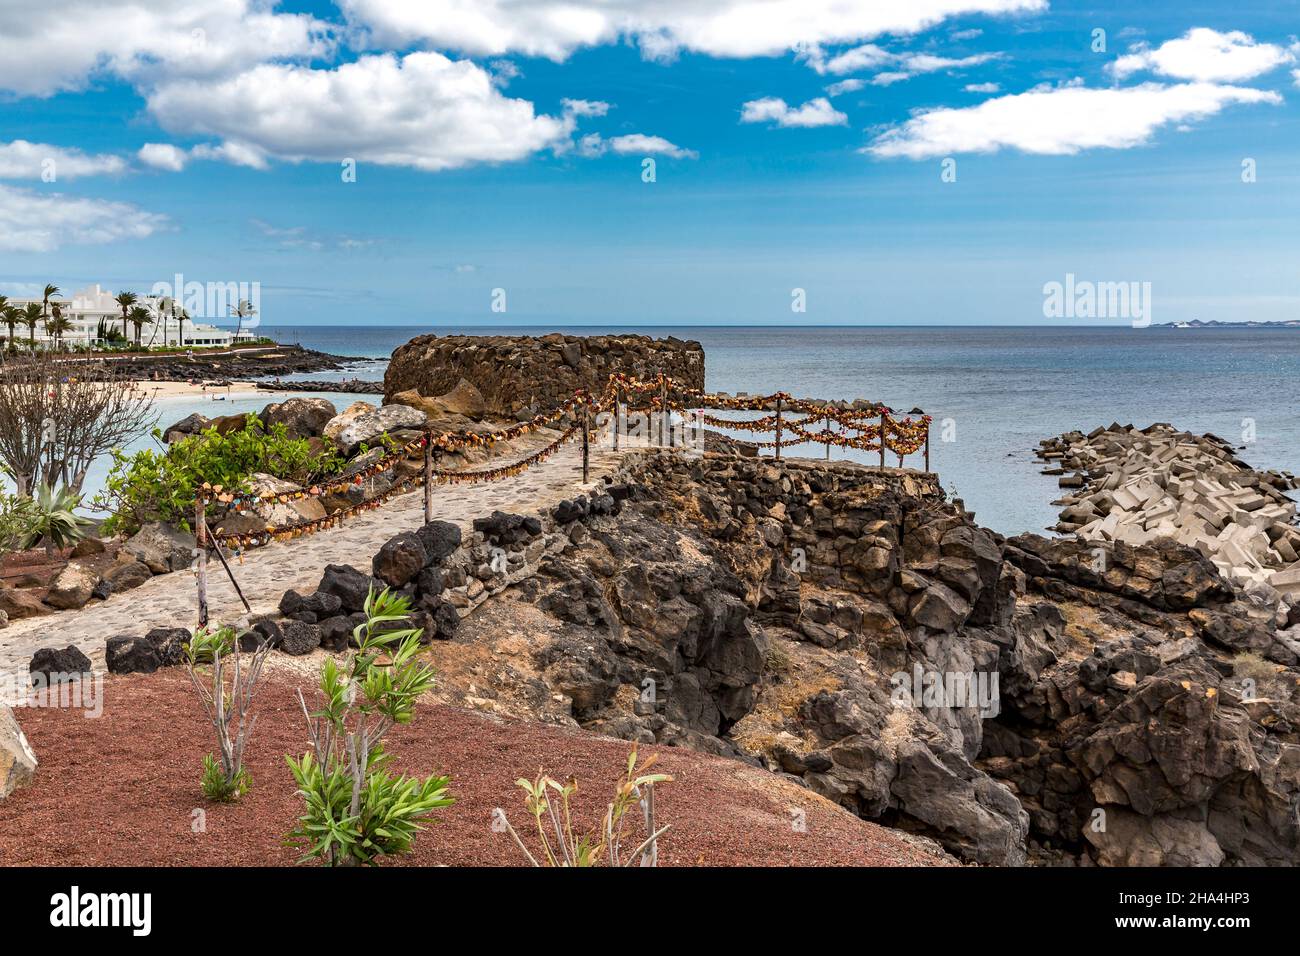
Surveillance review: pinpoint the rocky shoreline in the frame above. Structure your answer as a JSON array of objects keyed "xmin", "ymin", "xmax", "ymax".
[
  {"xmin": 70, "ymin": 344, "xmax": 366, "ymax": 382},
  {"xmin": 251, "ymin": 378, "xmax": 383, "ymax": 394}
]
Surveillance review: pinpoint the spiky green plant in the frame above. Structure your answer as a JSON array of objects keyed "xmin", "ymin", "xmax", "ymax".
[
  {"xmin": 18, "ymin": 483, "xmax": 92, "ymax": 553},
  {"xmin": 286, "ymin": 587, "xmax": 453, "ymax": 866}
]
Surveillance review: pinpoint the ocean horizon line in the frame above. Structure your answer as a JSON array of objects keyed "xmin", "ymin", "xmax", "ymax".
[{"xmin": 258, "ymin": 322, "xmax": 1255, "ymax": 332}]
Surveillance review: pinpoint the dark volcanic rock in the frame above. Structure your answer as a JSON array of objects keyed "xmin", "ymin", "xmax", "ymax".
[
  {"xmin": 144, "ymin": 627, "xmax": 191, "ymax": 666},
  {"xmin": 279, "ymin": 620, "xmax": 322, "ymax": 656},
  {"xmin": 29, "ymin": 646, "xmax": 93, "ymax": 684},
  {"xmin": 105, "ymin": 635, "xmax": 161, "ymax": 674},
  {"xmin": 102, "ymin": 559, "xmax": 153, "ymax": 593},
  {"xmin": 123, "ymin": 522, "xmax": 194, "ymax": 574},
  {"xmin": 317, "ymin": 564, "xmax": 376, "ymax": 613},
  {"xmin": 373, "ymin": 532, "xmax": 427, "ymax": 587},
  {"xmin": 241, "ymin": 620, "xmax": 282, "ymax": 652},
  {"xmin": 416, "ymin": 520, "xmax": 462, "ymax": 565},
  {"xmin": 318, "ymin": 615, "xmax": 355, "ymax": 652},
  {"xmin": 472, "ymin": 511, "xmax": 542, "ymax": 546}
]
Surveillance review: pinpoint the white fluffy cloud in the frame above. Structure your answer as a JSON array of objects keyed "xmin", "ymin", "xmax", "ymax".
[
  {"xmin": 338, "ymin": 0, "xmax": 1045, "ymax": 61},
  {"xmin": 190, "ymin": 141, "xmax": 270, "ymax": 170},
  {"xmin": 867, "ymin": 81, "xmax": 1281, "ymax": 158},
  {"xmin": 0, "ymin": 0, "xmax": 333, "ymax": 97},
  {"xmin": 0, "ymin": 185, "xmax": 167, "ymax": 252},
  {"xmin": 137, "ymin": 143, "xmax": 188, "ymax": 172},
  {"xmin": 1111, "ymin": 28, "xmax": 1293, "ymax": 83},
  {"xmin": 0, "ymin": 140, "xmax": 125, "ymax": 179},
  {"xmin": 740, "ymin": 97, "xmax": 848, "ymax": 128},
  {"xmin": 562, "ymin": 98, "xmax": 611, "ymax": 118},
  {"xmin": 808, "ymin": 44, "xmax": 999, "ymax": 84},
  {"xmin": 577, "ymin": 133, "xmax": 697, "ymax": 159},
  {"xmin": 147, "ymin": 52, "xmax": 576, "ymax": 172},
  {"xmin": 825, "ymin": 78, "xmax": 867, "ymax": 97},
  {"xmin": 812, "ymin": 43, "xmax": 893, "ymax": 75},
  {"xmin": 964, "ymin": 82, "xmax": 1000, "ymax": 93}
]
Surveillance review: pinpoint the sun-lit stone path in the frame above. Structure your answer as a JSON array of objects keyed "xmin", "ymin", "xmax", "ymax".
[{"xmin": 0, "ymin": 431, "xmax": 631, "ymax": 689}]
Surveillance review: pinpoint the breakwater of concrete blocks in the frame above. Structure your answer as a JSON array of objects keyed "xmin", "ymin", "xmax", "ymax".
[{"xmin": 1036, "ymin": 423, "xmax": 1300, "ymax": 596}]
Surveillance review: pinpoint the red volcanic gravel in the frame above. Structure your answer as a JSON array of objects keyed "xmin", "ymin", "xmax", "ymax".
[{"xmin": 0, "ymin": 669, "xmax": 951, "ymax": 867}]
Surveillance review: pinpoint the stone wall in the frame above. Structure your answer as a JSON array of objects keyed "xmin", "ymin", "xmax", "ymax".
[{"xmin": 383, "ymin": 333, "xmax": 705, "ymax": 418}]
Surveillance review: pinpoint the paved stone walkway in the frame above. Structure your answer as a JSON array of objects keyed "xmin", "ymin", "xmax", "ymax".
[{"xmin": 0, "ymin": 432, "xmax": 632, "ymax": 689}]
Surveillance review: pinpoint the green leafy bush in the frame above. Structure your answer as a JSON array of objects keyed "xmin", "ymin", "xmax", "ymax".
[
  {"xmin": 286, "ymin": 587, "xmax": 453, "ymax": 866},
  {"xmin": 0, "ymin": 492, "xmax": 38, "ymax": 552},
  {"xmin": 96, "ymin": 416, "xmax": 343, "ymax": 534}
]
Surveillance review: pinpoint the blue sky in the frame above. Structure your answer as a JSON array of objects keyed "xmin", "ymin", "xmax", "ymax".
[{"xmin": 1, "ymin": 0, "xmax": 1298, "ymax": 327}]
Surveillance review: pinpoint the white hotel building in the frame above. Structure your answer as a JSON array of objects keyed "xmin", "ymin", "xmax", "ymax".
[{"xmin": 5, "ymin": 284, "xmax": 256, "ymax": 349}]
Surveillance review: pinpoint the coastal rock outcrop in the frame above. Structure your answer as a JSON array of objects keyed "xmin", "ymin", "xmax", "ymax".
[
  {"xmin": 410, "ymin": 447, "xmax": 1300, "ymax": 867},
  {"xmin": 322, "ymin": 401, "xmax": 427, "ymax": 455},
  {"xmin": 260, "ymin": 397, "xmax": 336, "ymax": 440},
  {"xmin": 383, "ymin": 333, "xmax": 705, "ymax": 418}
]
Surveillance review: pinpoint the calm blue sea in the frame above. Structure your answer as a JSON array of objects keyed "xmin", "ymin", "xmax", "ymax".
[{"xmin": 262, "ymin": 324, "xmax": 1300, "ymax": 535}]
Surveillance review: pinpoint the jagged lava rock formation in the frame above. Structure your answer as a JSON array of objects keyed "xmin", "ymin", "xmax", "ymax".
[
  {"xmin": 383, "ymin": 333, "xmax": 705, "ymax": 419},
  {"xmin": 408, "ymin": 449, "xmax": 1300, "ymax": 866}
]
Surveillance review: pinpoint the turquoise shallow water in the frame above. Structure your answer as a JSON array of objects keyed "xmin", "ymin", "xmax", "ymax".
[{"xmin": 261, "ymin": 324, "xmax": 1300, "ymax": 535}]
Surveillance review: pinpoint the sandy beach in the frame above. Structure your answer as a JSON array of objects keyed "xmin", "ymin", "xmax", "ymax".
[{"xmin": 123, "ymin": 380, "xmax": 280, "ymax": 401}]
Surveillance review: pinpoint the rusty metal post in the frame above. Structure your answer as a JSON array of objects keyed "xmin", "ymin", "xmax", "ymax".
[
  {"xmin": 774, "ymin": 396, "xmax": 783, "ymax": 461},
  {"xmin": 423, "ymin": 438, "xmax": 433, "ymax": 522},
  {"xmin": 879, "ymin": 409, "xmax": 887, "ymax": 470},
  {"xmin": 582, "ymin": 403, "xmax": 590, "ymax": 483},
  {"xmin": 195, "ymin": 496, "xmax": 209, "ymax": 628}
]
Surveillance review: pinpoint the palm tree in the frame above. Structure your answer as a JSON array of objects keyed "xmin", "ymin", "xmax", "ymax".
[
  {"xmin": 230, "ymin": 299, "xmax": 257, "ymax": 340},
  {"xmin": 127, "ymin": 305, "xmax": 151, "ymax": 346},
  {"xmin": 45, "ymin": 302, "xmax": 71, "ymax": 350},
  {"xmin": 153, "ymin": 297, "xmax": 173, "ymax": 348},
  {"xmin": 1, "ymin": 303, "xmax": 17, "ymax": 347},
  {"xmin": 41, "ymin": 283, "xmax": 59, "ymax": 322},
  {"xmin": 21, "ymin": 302, "xmax": 42, "ymax": 346},
  {"xmin": 176, "ymin": 306, "xmax": 190, "ymax": 348},
  {"xmin": 114, "ymin": 291, "xmax": 137, "ymax": 342}
]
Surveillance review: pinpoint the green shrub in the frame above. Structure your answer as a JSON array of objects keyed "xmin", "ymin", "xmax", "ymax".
[
  {"xmin": 286, "ymin": 587, "xmax": 453, "ymax": 866},
  {"xmin": 96, "ymin": 415, "xmax": 343, "ymax": 534},
  {"xmin": 0, "ymin": 492, "xmax": 39, "ymax": 552},
  {"xmin": 201, "ymin": 753, "xmax": 250, "ymax": 803}
]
